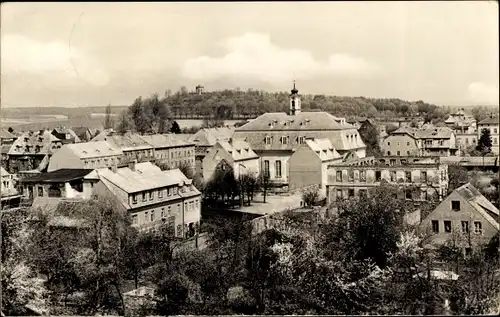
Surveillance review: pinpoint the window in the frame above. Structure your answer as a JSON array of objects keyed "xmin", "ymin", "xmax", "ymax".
[
  {"xmin": 173, "ymin": 187, "xmax": 177, "ymax": 195},
  {"xmin": 195, "ymin": 200, "xmax": 199, "ymax": 208},
  {"xmin": 461, "ymin": 221, "xmax": 469, "ymax": 234},
  {"xmin": 421, "ymin": 171, "xmax": 427, "ymax": 182},
  {"xmin": 167, "ymin": 188, "xmax": 171, "ymax": 196},
  {"xmin": 336, "ymin": 189, "xmax": 343, "ymax": 200},
  {"xmin": 359, "ymin": 170, "xmax": 366, "ymax": 182},
  {"xmin": 375, "ymin": 171, "xmax": 381, "ymax": 181},
  {"xmin": 132, "ymin": 194, "xmax": 137, "ymax": 204},
  {"xmin": 359, "ymin": 189, "xmax": 367, "ymax": 197},
  {"xmin": 451, "ymin": 200, "xmax": 460, "ymax": 211},
  {"xmin": 444, "ymin": 220, "xmax": 452, "ymax": 233},
  {"xmin": 132, "ymin": 215, "xmax": 138, "ymax": 225},
  {"xmin": 431, "ymin": 220, "xmax": 439, "ymax": 233},
  {"xmin": 474, "ymin": 221, "xmax": 482, "ymax": 234},
  {"xmin": 336, "ymin": 171, "xmax": 343, "ymax": 182},
  {"xmin": 151, "ymin": 210, "xmax": 155, "ymax": 222},
  {"xmin": 264, "ymin": 136, "xmax": 272, "ymax": 145},
  {"xmin": 348, "ymin": 189, "xmax": 354, "ymax": 198},
  {"xmin": 397, "ymin": 142, "xmax": 400, "ymax": 146},
  {"xmin": 494, "ymin": 137, "xmax": 498, "ymax": 145},
  {"xmin": 264, "ymin": 160, "xmax": 270, "ymax": 178},
  {"xmin": 405, "ymin": 171, "xmax": 411, "ymax": 182},
  {"xmin": 275, "ymin": 160, "xmax": 282, "ymax": 178},
  {"xmin": 37, "ymin": 186, "xmax": 43, "ymax": 197},
  {"xmin": 158, "ymin": 189, "xmax": 163, "ymax": 198},
  {"xmin": 161, "ymin": 208, "xmax": 165, "ymax": 218},
  {"xmin": 405, "ymin": 190, "xmax": 412, "ymax": 200},
  {"xmin": 348, "ymin": 170, "xmax": 354, "ymax": 182},
  {"xmin": 390, "ymin": 171, "xmax": 396, "ymax": 182},
  {"xmin": 149, "ymin": 191, "xmax": 153, "ymax": 200},
  {"xmin": 387, "ymin": 141, "xmax": 391, "ymax": 146},
  {"xmin": 397, "ymin": 151, "xmax": 401, "ymax": 156},
  {"xmin": 142, "ymin": 192, "xmax": 147, "ymax": 201},
  {"xmin": 297, "ymin": 136, "xmax": 305, "ymax": 144},
  {"xmin": 280, "ymin": 136, "xmax": 289, "ymax": 145},
  {"xmin": 406, "ymin": 142, "xmax": 410, "ymax": 146},
  {"xmin": 145, "ymin": 211, "xmax": 149, "ymax": 222},
  {"xmin": 387, "ymin": 151, "xmax": 391, "ymax": 156},
  {"xmin": 406, "ymin": 151, "xmax": 410, "ymax": 155}
]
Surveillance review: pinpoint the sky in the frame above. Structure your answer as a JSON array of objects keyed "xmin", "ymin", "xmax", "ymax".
[{"xmin": 1, "ymin": 1, "xmax": 498, "ymax": 108}]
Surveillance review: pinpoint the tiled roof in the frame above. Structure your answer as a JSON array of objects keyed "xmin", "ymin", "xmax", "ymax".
[
  {"xmin": 391, "ymin": 127, "xmax": 454, "ymax": 139},
  {"xmin": 190, "ymin": 127, "xmax": 234, "ymax": 147},
  {"xmin": 65, "ymin": 141, "xmax": 123, "ymax": 159},
  {"xmin": 0, "ymin": 129, "xmax": 17, "ymax": 139},
  {"xmin": 236, "ymin": 112, "xmax": 354, "ymax": 131},
  {"xmin": 1, "ymin": 166, "xmax": 9, "ymax": 176},
  {"xmin": 97, "ymin": 162, "xmax": 194, "ymax": 193},
  {"xmin": 72, "ymin": 127, "xmax": 90, "ymax": 137},
  {"xmin": 217, "ymin": 140, "xmax": 259, "ymax": 161},
  {"xmin": 93, "ymin": 132, "xmax": 152, "ymax": 151},
  {"xmin": 20, "ymin": 168, "xmax": 95, "ymax": 183},
  {"xmin": 52, "ymin": 127, "xmax": 81, "ymax": 142},
  {"xmin": 7, "ymin": 130, "xmax": 62, "ymax": 155},
  {"xmin": 478, "ymin": 116, "xmax": 499, "ymax": 125},
  {"xmin": 139, "ymin": 134, "xmax": 194, "ymax": 149},
  {"xmin": 455, "ymin": 183, "xmax": 499, "ymax": 229},
  {"xmin": 305, "ymin": 138, "xmax": 342, "ymax": 162}
]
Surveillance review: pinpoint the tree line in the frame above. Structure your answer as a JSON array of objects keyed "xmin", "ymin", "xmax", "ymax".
[{"xmin": 2, "ymin": 184, "xmax": 499, "ymax": 316}]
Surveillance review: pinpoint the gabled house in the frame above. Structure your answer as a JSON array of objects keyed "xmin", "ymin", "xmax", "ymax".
[
  {"xmin": 419, "ymin": 183, "xmax": 499, "ymax": 249},
  {"xmin": 51, "ymin": 127, "xmax": 81, "ymax": 144},
  {"xmin": 0, "ymin": 129, "xmax": 18, "ymax": 145},
  {"xmin": 233, "ymin": 83, "xmax": 365, "ymax": 189},
  {"xmin": 190, "ymin": 127, "xmax": 235, "ymax": 177},
  {"xmin": 7, "ymin": 130, "xmax": 63, "ymax": 174},
  {"xmin": 72, "ymin": 127, "xmax": 99, "ymax": 142},
  {"xmin": 444, "ymin": 109, "xmax": 477, "ymax": 134},
  {"xmin": 381, "ymin": 127, "xmax": 457, "ymax": 157},
  {"xmin": 94, "ymin": 162, "xmax": 201, "ymax": 238},
  {"xmin": 91, "ymin": 131, "xmax": 154, "ymax": 166},
  {"xmin": 47, "ymin": 141, "xmax": 123, "ymax": 172},
  {"xmin": 288, "ymin": 138, "xmax": 343, "ymax": 197},
  {"xmin": 202, "ymin": 139, "xmax": 259, "ymax": 181}
]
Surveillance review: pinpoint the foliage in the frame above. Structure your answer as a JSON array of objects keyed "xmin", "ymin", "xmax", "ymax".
[
  {"xmin": 301, "ymin": 185, "xmax": 319, "ymax": 207},
  {"xmin": 203, "ymin": 165, "xmax": 240, "ymax": 207},
  {"xmin": 170, "ymin": 120, "xmax": 181, "ymax": 134},
  {"xmin": 358, "ymin": 122, "xmax": 381, "ymax": 156},
  {"xmin": 126, "ymin": 94, "xmax": 172, "ymax": 134},
  {"xmin": 104, "ymin": 104, "xmax": 114, "ymax": 130},
  {"xmin": 476, "ymin": 128, "xmax": 492, "ymax": 154},
  {"xmin": 447, "ymin": 164, "xmax": 469, "ymax": 194}
]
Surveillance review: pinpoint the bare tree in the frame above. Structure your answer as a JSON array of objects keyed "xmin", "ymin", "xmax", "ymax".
[{"xmin": 104, "ymin": 104, "xmax": 114, "ymax": 130}]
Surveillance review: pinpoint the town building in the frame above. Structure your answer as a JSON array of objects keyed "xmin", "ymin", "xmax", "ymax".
[
  {"xmin": 94, "ymin": 161, "xmax": 201, "ymax": 237},
  {"xmin": 381, "ymin": 127, "xmax": 457, "ymax": 157},
  {"xmin": 189, "ymin": 127, "xmax": 235, "ymax": 176},
  {"xmin": 0, "ymin": 129, "xmax": 18, "ymax": 145},
  {"xmin": 138, "ymin": 134, "xmax": 195, "ymax": 170},
  {"xmin": 233, "ymin": 82, "xmax": 366, "ymax": 189},
  {"xmin": 51, "ymin": 127, "xmax": 81, "ymax": 144},
  {"xmin": 455, "ymin": 132, "xmax": 478, "ymax": 154},
  {"xmin": 92, "ymin": 131, "xmax": 155, "ymax": 166},
  {"xmin": 6, "ymin": 130, "xmax": 63, "ymax": 174},
  {"xmin": 47, "ymin": 141, "xmax": 123, "ymax": 172},
  {"xmin": 477, "ymin": 115, "xmax": 499, "ymax": 155},
  {"xmin": 72, "ymin": 127, "xmax": 99, "ymax": 142},
  {"xmin": 444, "ymin": 109, "xmax": 477, "ymax": 134},
  {"xmin": 1, "ymin": 166, "xmax": 21, "ymax": 209},
  {"xmin": 202, "ymin": 139, "xmax": 259, "ymax": 181},
  {"xmin": 288, "ymin": 138, "xmax": 343, "ymax": 197},
  {"xmin": 19, "ymin": 169, "xmax": 99, "ymax": 203},
  {"xmin": 419, "ymin": 183, "xmax": 499, "ymax": 249},
  {"xmin": 325, "ymin": 156, "xmax": 448, "ymax": 205}
]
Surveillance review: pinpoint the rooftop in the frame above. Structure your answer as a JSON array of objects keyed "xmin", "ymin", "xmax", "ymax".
[
  {"xmin": 20, "ymin": 169, "xmax": 96, "ymax": 183},
  {"xmin": 7, "ymin": 130, "xmax": 62, "ymax": 155},
  {"xmin": 235, "ymin": 112, "xmax": 354, "ymax": 131},
  {"xmin": 478, "ymin": 116, "xmax": 499, "ymax": 125},
  {"xmin": 305, "ymin": 138, "xmax": 342, "ymax": 162},
  {"xmin": 190, "ymin": 127, "xmax": 234, "ymax": 146},
  {"xmin": 217, "ymin": 139, "xmax": 259, "ymax": 161},
  {"xmin": 0, "ymin": 129, "xmax": 17, "ymax": 139},
  {"xmin": 65, "ymin": 141, "xmax": 123, "ymax": 158},
  {"xmin": 139, "ymin": 134, "xmax": 194, "ymax": 148}
]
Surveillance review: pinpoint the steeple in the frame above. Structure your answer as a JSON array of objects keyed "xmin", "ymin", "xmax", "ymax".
[{"xmin": 289, "ymin": 80, "xmax": 301, "ymax": 116}]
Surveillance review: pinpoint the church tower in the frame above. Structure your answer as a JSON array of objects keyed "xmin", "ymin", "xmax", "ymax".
[{"xmin": 289, "ymin": 80, "xmax": 301, "ymax": 116}]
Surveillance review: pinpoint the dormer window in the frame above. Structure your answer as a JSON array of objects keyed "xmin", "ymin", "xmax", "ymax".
[
  {"xmin": 38, "ymin": 137, "xmax": 43, "ymax": 142},
  {"xmin": 280, "ymin": 136, "xmax": 289, "ymax": 145},
  {"xmin": 264, "ymin": 136, "xmax": 272, "ymax": 145},
  {"xmin": 297, "ymin": 136, "xmax": 305, "ymax": 144},
  {"xmin": 24, "ymin": 137, "xmax": 29, "ymax": 142}
]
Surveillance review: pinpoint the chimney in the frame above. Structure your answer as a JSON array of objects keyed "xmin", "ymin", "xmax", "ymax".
[
  {"xmin": 128, "ymin": 159, "xmax": 137, "ymax": 171},
  {"xmin": 111, "ymin": 163, "xmax": 117, "ymax": 173}
]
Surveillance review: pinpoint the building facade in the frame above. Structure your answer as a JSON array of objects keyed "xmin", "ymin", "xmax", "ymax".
[
  {"xmin": 325, "ymin": 156, "xmax": 449, "ymax": 205},
  {"xmin": 288, "ymin": 138, "xmax": 343, "ymax": 197},
  {"xmin": 189, "ymin": 127, "xmax": 235, "ymax": 177},
  {"xmin": 1, "ymin": 166, "xmax": 21, "ymax": 209},
  {"xmin": 202, "ymin": 139, "xmax": 260, "ymax": 181},
  {"xmin": 419, "ymin": 183, "xmax": 499, "ymax": 248},
  {"xmin": 444, "ymin": 109, "xmax": 477, "ymax": 134},
  {"xmin": 51, "ymin": 127, "xmax": 81, "ymax": 144},
  {"xmin": 381, "ymin": 127, "xmax": 457, "ymax": 157},
  {"xmin": 47, "ymin": 141, "xmax": 123, "ymax": 172},
  {"xmin": 138, "ymin": 134, "xmax": 195, "ymax": 170},
  {"xmin": 477, "ymin": 116, "xmax": 499, "ymax": 155},
  {"xmin": 92, "ymin": 131, "xmax": 155, "ymax": 166},
  {"xmin": 95, "ymin": 162, "xmax": 201, "ymax": 238},
  {"xmin": 233, "ymin": 83, "xmax": 366, "ymax": 188}
]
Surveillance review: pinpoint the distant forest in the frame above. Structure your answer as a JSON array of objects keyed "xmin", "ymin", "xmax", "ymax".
[{"xmin": 2, "ymin": 88, "xmax": 498, "ymax": 127}]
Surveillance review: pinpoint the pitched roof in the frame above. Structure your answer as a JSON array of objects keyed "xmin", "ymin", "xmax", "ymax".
[
  {"xmin": 72, "ymin": 126, "xmax": 90, "ymax": 137},
  {"xmin": 305, "ymin": 138, "xmax": 342, "ymax": 162},
  {"xmin": 7, "ymin": 130, "xmax": 62, "ymax": 155},
  {"xmin": 390, "ymin": 127, "xmax": 454, "ymax": 139},
  {"xmin": 236, "ymin": 112, "xmax": 354, "ymax": 131},
  {"xmin": 478, "ymin": 116, "xmax": 499, "ymax": 125},
  {"xmin": 93, "ymin": 132, "xmax": 153, "ymax": 151},
  {"xmin": 217, "ymin": 139, "xmax": 259, "ymax": 161},
  {"xmin": 65, "ymin": 141, "xmax": 123, "ymax": 158},
  {"xmin": 1, "ymin": 166, "xmax": 9, "ymax": 176},
  {"xmin": 0, "ymin": 129, "xmax": 17, "ymax": 139},
  {"xmin": 52, "ymin": 127, "xmax": 81, "ymax": 142},
  {"xmin": 139, "ymin": 134, "xmax": 194, "ymax": 148},
  {"xmin": 20, "ymin": 169, "xmax": 95, "ymax": 183},
  {"xmin": 455, "ymin": 183, "xmax": 499, "ymax": 230},
  {"xmin": 96, "ymin": 162, "xmax": 194, "ymax": 193},
  {"xmin": 190, "ymin": 127, "xmax": 234, "ymax": 146}
]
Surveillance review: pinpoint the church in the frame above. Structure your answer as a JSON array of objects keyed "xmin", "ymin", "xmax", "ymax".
[{"xmin": 233, "ymin": 82, "xmax": 366, "ymax": 188}]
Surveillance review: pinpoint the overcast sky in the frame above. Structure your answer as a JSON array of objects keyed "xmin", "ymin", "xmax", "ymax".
[{"xmin": 1, "ymin": 1, "xmax": 498, "ymax": 108}]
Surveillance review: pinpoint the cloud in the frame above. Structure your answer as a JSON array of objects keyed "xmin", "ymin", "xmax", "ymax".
[
  {"xmin": 181, "ymin": 33, "xmax": 378, "ymax": 83},
  {"xmin": 0, "ymin": 34, "xmax": 110, "ymax": 87},
  {"xmin": 467, "ymin": 82, "xmax": 499, "ymax": 105}
]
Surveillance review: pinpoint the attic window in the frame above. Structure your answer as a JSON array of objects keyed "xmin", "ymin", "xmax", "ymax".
[
  {"xmin": 236, "ymin": 149, "xmax": 241, "ymax": 154},
  {"xmin": 82, "ymin": 150, "xmax": 88, "ymax": 154},
  {"xmin": 38, "ymin": 137, "xmax": 43, "ymax": 142}
]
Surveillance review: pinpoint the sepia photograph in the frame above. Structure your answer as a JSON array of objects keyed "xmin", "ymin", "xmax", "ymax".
[{"xmin": 1, "ymin": 1, "xmax": 499, "ymax": 316}]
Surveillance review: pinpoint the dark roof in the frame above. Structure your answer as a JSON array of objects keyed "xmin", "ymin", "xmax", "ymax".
[
  {"xmin": 478, "ymin": 116, "xmax": 499, "ymax": 125},
  {"xmin": 21, "ymin": 169, "xmax": 94, "ymax": 183},
  {"xmin": 72, "ymin": 126, "xmax": 90, "ymax": 137}
]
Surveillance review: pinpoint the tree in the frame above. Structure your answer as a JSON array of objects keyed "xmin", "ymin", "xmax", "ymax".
[
  {"xmin": 476, "ymin": 128, "xmax": 492, "ymax": 155},
  {"xmin": 170, "ymin": 121, "xmax": 181, "ymax": 134},
  {"xmin": 447, "ymin": 164, "xmax": 468, "ymax": 194},
  {"xmin": 259, "ymin": 174, "xmax": 271, "ymax": 204},
  {"xmin": 116, "ymin": 112, "xmax": 132, "ymax": 134},
  {"xmin": 359, "ymin": 122, "xmax": 381, "ymax": 156},
  {"xmin": 178, "ymin": 160, "xmax": 195, "ymax": 179},
  {"xmin": 104, "ymin": 104, "xmax": 114, "ymax": 130},
  {"xmin": 301, "ymin": 185, "xmax": 319, "ymax": 207}
]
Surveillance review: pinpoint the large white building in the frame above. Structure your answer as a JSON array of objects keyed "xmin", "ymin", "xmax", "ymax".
[
  {"xmin": 477, "ymin": 115, "xmax": 499, "ymax": 155},
  {"xmin": 233, "ymin": 83, "xmax": 366, "ymax": 188}
]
